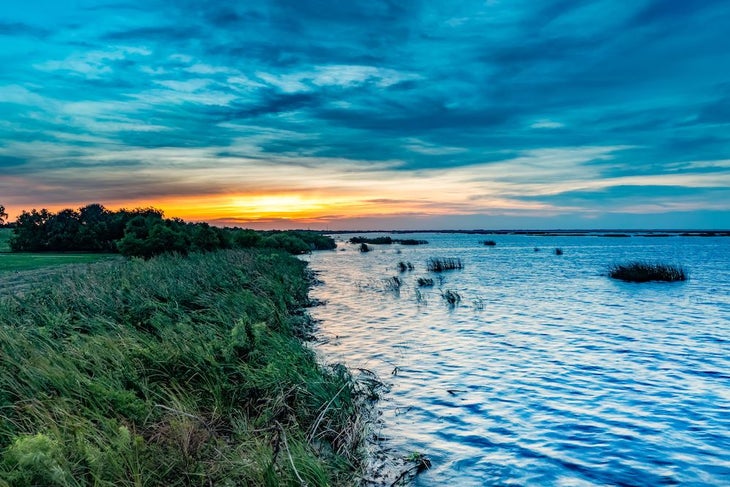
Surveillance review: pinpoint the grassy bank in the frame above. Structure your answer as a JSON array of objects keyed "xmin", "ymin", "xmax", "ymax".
[{"xmin": 0, "ymin": 250, "xmax": 366, "ymax": 486}]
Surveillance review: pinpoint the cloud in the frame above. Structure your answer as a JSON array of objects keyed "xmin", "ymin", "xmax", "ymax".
[{"xmin": 0, "ymin": 0, "xmax": 728, "ymax": 228}]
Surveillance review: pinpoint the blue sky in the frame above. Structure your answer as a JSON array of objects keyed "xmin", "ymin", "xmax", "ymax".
[{"xmin": 1, "ymin": 0, "xmax": 729, "ymax": 229}]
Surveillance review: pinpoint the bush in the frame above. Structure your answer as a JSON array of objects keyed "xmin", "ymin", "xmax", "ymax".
[
  {"xmin": 359, "ymin": 243, "xmax": 370, "ymax": 253},
  {"xmin": 259, "ymin": 233, "xmax": 311, "ymax": 254},
  {"xmin": 608, "ymin": 262, "xmax": 687, "ymax": 282}
]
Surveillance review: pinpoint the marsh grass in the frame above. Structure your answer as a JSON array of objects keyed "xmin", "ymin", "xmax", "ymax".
[
  {"xmin": 350, "ymin": 236, "xmax": 393, "ymax": 245},
  {"xmin": 396, "ymin": 239, "xmax": 428, "ymax": 246},
  {"xmin": 383, "ymin": 276, "xmax": 403, "ymax": 293},
  {"xmin": 416, "ymin": 277, "xmax": 434, "ymax": 287},
  {"xmin": 397, "ymin": 261, "xmax": 414, "ymax": 272},
  {"xmin": 426, "ymin": 257, "xmax": 463, "ymax": 272},
  {"xmin": 608, "ymin": 262, "xmax": 687, "ymax": 282},
  {"xmin": 441, "ymin": 290, "xmax": 462, "ymax": 307},
  {"xmin": 0, "ymin": 250, "xmax": 369, "ymax": 486}
]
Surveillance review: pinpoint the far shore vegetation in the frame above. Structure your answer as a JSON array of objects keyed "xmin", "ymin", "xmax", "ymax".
[
  {"xmin": 1, "ymin": 204, "xmax": 335, "ymax": 266},
  {"xmin": 349, "ymin": 236, "xmax": 428, "ymax": 246}
]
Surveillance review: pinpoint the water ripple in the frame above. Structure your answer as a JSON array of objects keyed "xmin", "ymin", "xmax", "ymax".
[{"xmin": 305, "ymin": 234, "xmax": 730, "ymax": 486}]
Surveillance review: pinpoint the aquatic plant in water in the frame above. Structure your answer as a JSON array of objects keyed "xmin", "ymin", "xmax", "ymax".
[
  {"xmin": 416, "ymin": 277, "xmax": 434, "ymax": 287},
  {"xmin": 608, "ymin": 262, "xmax": 687, "ymax": 282},
  {"xmin": 441, "ymin": 289, "xmax": 462, "ymax": 307},
  {"xmin": 427, "ymin": 257, "xmax": 464, "ymax": 272}
]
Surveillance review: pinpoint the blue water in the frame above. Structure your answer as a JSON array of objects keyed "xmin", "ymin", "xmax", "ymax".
[{"xmin": 305, "ymin": 234, "xmax": 730, "ymax": 486}]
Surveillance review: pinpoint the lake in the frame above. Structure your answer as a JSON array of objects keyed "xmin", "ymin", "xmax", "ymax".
[{"xmin": 305, "ymin": 233, "xmax": 730, "ymax": 486}]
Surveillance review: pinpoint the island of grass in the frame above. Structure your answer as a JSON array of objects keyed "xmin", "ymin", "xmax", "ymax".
[
  {"xmin": 427, "ymin": 257, "xmax": 463, "ymax": 272},
  {"xmin": 608, "ymin": 262, "xmax": 687, "ymax": 282},
  {"xmin": 349, "ymin": 236, "xmax": 428, "ymax": 245}
]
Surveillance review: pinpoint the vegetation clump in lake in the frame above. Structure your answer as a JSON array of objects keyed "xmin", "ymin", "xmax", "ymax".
[
  {"xmin": 0, "ymin": 250, "xmax": 369, "ymax": 486},
  {"xmin": 608, "ymin": 262, "xmax": 687, "ymax": 282},
  {"xmin": 427, "ymin": 257, "xmax": 464, "ymax": 272},
  {"xmin": 416, "ymin": 277, "xmax": 435, "ymax": 287},
  {"xmin": 349, "ymin": 236, "xmax": 428, "ymax": 245}
]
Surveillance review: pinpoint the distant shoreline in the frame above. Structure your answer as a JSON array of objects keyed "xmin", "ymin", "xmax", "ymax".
[{"xmin": 322, "ymin": 229, "xmax": 730, "ymax": 237}]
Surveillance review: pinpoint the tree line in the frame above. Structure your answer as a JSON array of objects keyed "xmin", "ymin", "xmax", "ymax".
[{"xmin": 2, "ymin": 203, "xmax": 336, "ymax": 257}]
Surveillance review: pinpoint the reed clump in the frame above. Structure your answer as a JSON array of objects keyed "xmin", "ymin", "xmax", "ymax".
[
  {"xmin": 397, "ymin": 261, "xmax": 414, "ymax": 272},
  {"xmin": 426, "ymin": 257, "xmax": 464, "ymax": 272},
  {"xmin": 0, "ymin": 250, "xmax": 370, "ymax": 486},
  {"xmin": 383, "ymin": 276, "xmax": 403, "ymax": 292},
  {"xmin": 416, "ymin": 277, "xmax": 434, "ymax": 287},
  {"xmin": 608, "ymin": 262, "xmax": 687, "ymax": 282},
  {"xmin": 350, "ymin": 236, "xmax": 393, "ymax": 245},
  {"xmin": 441, "ymin": 290, "xmax": 462, "ymax": 307}
]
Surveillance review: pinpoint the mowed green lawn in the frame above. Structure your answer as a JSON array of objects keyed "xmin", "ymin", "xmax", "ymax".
[{"xmin": 0, "ymin": 228, "xmax": 118, "ymax": 272}]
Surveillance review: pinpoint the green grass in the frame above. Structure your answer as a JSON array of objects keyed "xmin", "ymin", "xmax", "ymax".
[
  {"xmin": 0, "ymin": 253, "xmax": 119, "ymax": 273},
  {"xmin": 0, "ymin": 249, "xmax": 368, "ymax": 486},
  {"xmin": 0, "ymin": 229, "xmax": 118, "ymax": 273}
]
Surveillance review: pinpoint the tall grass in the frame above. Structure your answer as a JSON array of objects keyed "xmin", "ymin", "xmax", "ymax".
[
  {"xmin": 608, "ymin": 262, "xmax": 687, "ymax": 282},
  {"xmin": 440, "ymin": 290, "xmax": 461, "ymax": 307},
  {"xmin": 0, "ymin": 250, "xmax": 368, "ymax": 486},
  {"xmin": 426, "ymin": 257, "xmax": 463, "ymax": 272}
]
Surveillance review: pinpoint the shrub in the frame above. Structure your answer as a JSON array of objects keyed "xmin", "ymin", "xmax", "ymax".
[
  {"xmin": 427, "ymin": 257, "xmax": 463, "ymax": 272},
  {"xmin": 608, "ymin": 262, "xmax": 687, "ymax": 282}
]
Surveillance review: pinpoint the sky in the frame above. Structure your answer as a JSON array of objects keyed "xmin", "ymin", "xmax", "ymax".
[{"xmin": 1, "ymin": 0, "xmax": 729, "ymax": 230}]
